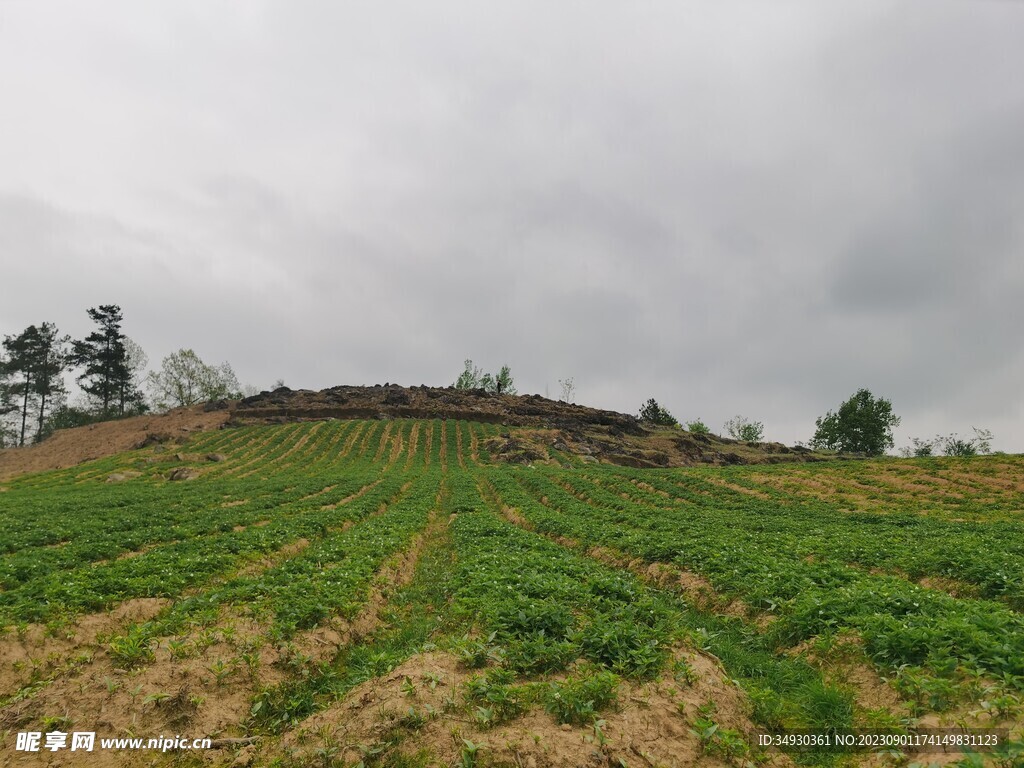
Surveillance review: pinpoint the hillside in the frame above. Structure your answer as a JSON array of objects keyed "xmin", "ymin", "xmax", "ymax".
[
  {"xmin": 0, "ymin": 385, "xmax": 836, "ymax": 483},
  {"xmin": 1, "ymin": 414, "xmax": 1022, "ymax": 766}
]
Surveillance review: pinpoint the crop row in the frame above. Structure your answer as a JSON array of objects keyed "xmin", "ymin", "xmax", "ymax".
[
  {"xmin": 494, "ymin": 466, "xmax": 1024, "ymax": 689},
  {"xmin": 446, "ymin": 468, "xmax": 858, "ymax": 738},
  {"xmin": 0, "ymin": 467, "xmax": 410, "ymax": 625},
  {"xmin": 575, "ymin": 465, "xmax": 1024, "ymax": 608}
]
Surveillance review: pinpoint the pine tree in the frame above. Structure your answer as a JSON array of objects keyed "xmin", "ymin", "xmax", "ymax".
[
  {"xmin": 72, "ymin": 305, "xmax": 133, "ymax": 417},
  {"xmin": 1, "ymin": 323, "xmax": 69, "ymax": 445},
  {"xmin": 31, "ymin": 323, "xmax": 70, "ymax": 440},
  {"xmin": 1, "ymin": 329, "xmax": 36, "ymax": 445}
]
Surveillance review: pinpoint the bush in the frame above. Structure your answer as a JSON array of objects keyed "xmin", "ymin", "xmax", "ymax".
[
  {"xmin": 935, "ymin": 428, "xmax": 992, "ymax": 457},
  {"xmin": 454, "ymin": 360, "xmax": 516, "ymax": 395},
  {"xmin": 901, "ymin": 429, "xmax": 993, "ymax": 458},
  {"xmin": 685, "ymin": 419, "xmax": 710, "ymax": 435},
  {"xmin": 638, "ymin": 398, "xmax": 677, "ymax": 427},
  {"xmin": 723, "ymin": 415, "xmax": 764, "ymax": 442}
]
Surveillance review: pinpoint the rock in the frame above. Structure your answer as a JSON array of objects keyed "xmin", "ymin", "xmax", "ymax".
[
  {"xmin": 206, "ymin": 453, "xmax": 227, "ymax": 463},
  {"xmin": 136, "ymin": 432, "xmax": 172, "ymax": 449},
  {"xmin": 204, "ymin": 399, "xmax": 228, "ymax": 412},
  {"xmin": 106, "ymin": 471, "xmax": 141, "ymax": 483},
  {"xmin": 167, "ymin": 468, "xmax": 199, "ymax": 481},
  {"xmin": 383, "ymin": 389, "xmax": 410, "ymax": 406}
]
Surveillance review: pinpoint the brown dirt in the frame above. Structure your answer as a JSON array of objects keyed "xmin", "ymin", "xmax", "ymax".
[
  {"xmin": 467, "ymin": 422, "xmax": 481, "ymax": 464},
  {"xmin": 0, "ymin": 599, "xmax": 171, "ymax": 700},
  {"xmin": 241, "ymin": 648, "xmax": 788, "ymax": 768},
  {"xmin": 0, "ymin": 406, "xmax": 230, "ymax": 482},
  {"xmin": 403, "ymin": 422, "xmax": 421, "ymax": 470},
  {"xmin": 373, "ymin": 421, "xmax": 394, "ymax": 463}
]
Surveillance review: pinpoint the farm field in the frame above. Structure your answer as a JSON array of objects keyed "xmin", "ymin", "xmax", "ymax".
[{"xmin": 1, "ymin": 419, "xmax": 1023, "ymax": 767}]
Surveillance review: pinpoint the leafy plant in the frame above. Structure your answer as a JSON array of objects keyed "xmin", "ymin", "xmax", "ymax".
[
  {"xmin": 685, "ymin": 419, "xmax": 710, "ymax": 435},
  {"xmin": 543, "ymin": 669, "xmax": 619, "ymax": 725},
  {"xmin": 723, "ymin": 415, "xmax": 764, "ymax": 443}
]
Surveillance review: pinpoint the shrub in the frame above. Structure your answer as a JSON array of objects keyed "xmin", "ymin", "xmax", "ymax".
[
  {"xmin": 685, "ymin": 419, "xmax": 710, "ymax": 435},
  {"xmin": 935, "ymin": 428, "xmax": 992, "ymax": 457},
  {"xmin": 723, "ymin": 415, "xmax": 764, "ymax": 442},
  {"xmin": 639, "ymin": 398, "xmax": 677, "ymax": 427}
]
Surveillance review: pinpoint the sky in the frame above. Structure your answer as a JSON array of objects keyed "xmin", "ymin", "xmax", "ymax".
[{"xmin": 1, "ymin": 1, "xmax": 1022, "ymax": 452}]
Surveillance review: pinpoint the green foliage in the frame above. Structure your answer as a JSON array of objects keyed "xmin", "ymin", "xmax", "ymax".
[
  {"xmin": 71, "ymin": 305, "xmax": 143, "ymax": 418},
  {"xmin": 902, "ymin": 428, "xmax": 993, "ymax": 459},
  {"xmin": 685, "ymin": 419, "xmax": 710, "ymax": 435},
  {"xmin": 453, "ymin": 359, "xmax": 517, "ymax": 395},
  {"xmin": 2, "ymin": 322, "xmax": 71, "ymax": 446},
  {"xmin": 811, "ymin": 388, "xmax": 900, "ymax": 456},
  {"xmin": 147, "ymin": 348, "xmax": 242, "ymax": 411},
  {"xmin": 638, "ymin": 398, "xmax": 677, "ymax": 427},
  {"xmin": 463, "ymin": 668, "xmax": 529, "ymax": 726},
  {"xmin": 543, "ymin": 669, "xmax": 619, "ymax": 724},
  {"xmin": 723, "ymin": 415, "xmax": 764, "ymax": 442},
  {"xmin": 5, "ymin": 416, "xmax": 1024, "ymax": 761},
  {"xmin": 935, "ymin": 428, "xmax": 993, "ymax": 457}
]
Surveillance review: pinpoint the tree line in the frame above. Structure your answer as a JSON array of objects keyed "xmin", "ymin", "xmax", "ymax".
[
  {"xmin": 0, "ymin": 305, "xmax": 253, "ymax": 448},
  {"xmin": 637, "ymin": 389, "xmax": 993, "ymax": 457}
]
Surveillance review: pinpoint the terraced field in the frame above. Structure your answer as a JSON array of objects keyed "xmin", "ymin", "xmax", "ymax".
[{"xmin": 1, "ymin": 420, "xmax": 1023, "ymax": 767}]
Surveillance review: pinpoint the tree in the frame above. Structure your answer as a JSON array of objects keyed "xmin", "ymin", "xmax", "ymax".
[
  {"xmin": 558, "ymin": 377, "xmax": 575, "ymax": 403},
  {"xmin": 71, "ymin": 305, "xmax": 134, "ymax": 417},
  {"xmin": 724, "ymin": 415, "xmax": 764, "ymax": 442},
  {"xmin": 2, "ymin": 323, "xmax": 70, "ymax": 446},
  {"xmin": 639, "ymin": 398, "xmax": 677, "ymax": 427},
  {"xmin": 494, "ymin": 365, "xmax": 517, "ymax": 395},
  {"xmin": 453, "ymin": 360, "xmax": 516, "ymax": 395},
  {"xmin": 454, "ymin": 360, "xmax": 485, "ymax": 390},
  {"xmin": 147, "ymin": 349, "xmax": 242, "ymax": 411},
  {"xmin": 0, "ymin": 350, "xmax": 18, "ymax": 447},
  {"xmin": 811, "ymin": 388, "xmax": 899, "ymax": 456},
  {"xmin": 119, "ymin": 337, "xmax": 149, "ymax": 415}
]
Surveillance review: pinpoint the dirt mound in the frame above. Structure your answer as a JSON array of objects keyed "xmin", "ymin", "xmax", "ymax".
[
  {"xmin": 233, "ymin": 384, "xmax": 646, "ymax": 433},
  {"xmin": 0, "ymin": 405, "xmax": 231, "ymax": 481},
  {"xmin": 240, "ymin": 650, "xmax": 785, "ymax": 768},
  {"xmin": 233, "ymin": 385, "xmax": 835, "ymax": 468}
]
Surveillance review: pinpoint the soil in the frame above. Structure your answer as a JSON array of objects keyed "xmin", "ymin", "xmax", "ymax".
[
  {"xmin": 0, "ymin": 405, "xmax": 230, "ymax": 481},
  {"xmin": 233, "ymin": 649, "xmax": 790, "ymax": 768}
]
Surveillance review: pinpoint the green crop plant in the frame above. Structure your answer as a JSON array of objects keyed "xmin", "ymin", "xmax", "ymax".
[{"xmin": 4, "ymin": 418, "xmax": 1024, "ymax": 765}]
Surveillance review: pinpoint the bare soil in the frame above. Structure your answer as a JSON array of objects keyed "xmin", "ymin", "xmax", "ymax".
[{"xmin": 0, "ymin": 405, "xmax": 230, "ymax": 481}]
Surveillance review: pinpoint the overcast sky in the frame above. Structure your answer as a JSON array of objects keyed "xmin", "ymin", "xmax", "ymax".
[{"xmin": 1, "ymin": 1, "xmax": 1022, "ymax": 451}]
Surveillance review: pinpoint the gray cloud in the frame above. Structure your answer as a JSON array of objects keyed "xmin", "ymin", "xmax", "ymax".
[{"xmin": 2, "ymin": 1, "xmax": 1023, "ymax": 451}]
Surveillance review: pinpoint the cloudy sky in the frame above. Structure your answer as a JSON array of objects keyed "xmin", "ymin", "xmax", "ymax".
[{"xmin": 1, "ymin": 1, "xmax": 1022, "ymax": 451}]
